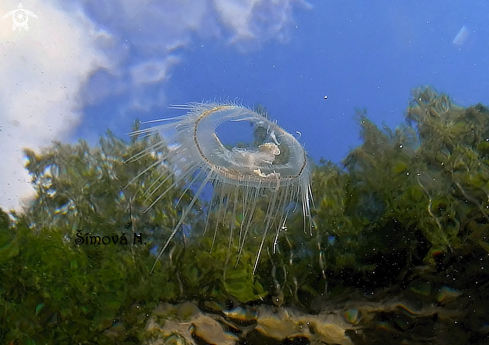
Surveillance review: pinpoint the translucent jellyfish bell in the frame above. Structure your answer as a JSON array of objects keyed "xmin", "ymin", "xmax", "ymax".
[{"xmin": 129, "ymin": 103, "xmax": 313, "ymax": 272}]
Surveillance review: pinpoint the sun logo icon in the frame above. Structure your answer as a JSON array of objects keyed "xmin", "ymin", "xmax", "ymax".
[{"xmin": 3, "ymin": 3, "xmax": 38, "ymax": 31}]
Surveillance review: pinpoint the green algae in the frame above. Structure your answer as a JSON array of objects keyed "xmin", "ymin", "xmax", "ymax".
[{"xmin": 1, "ymin": 87, "xmax": 489, "ymax": 343}]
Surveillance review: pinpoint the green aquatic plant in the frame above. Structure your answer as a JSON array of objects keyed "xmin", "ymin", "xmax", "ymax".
[
  {"xmin": 406, "ymin": 87, "xmax": 489, "ymax": 257},
  {"xmin": 341, "ymin": 86, "xmax": 489, "ymax": 265},
  {"xmin": 23, "ymin": 128, "xmax": 186, "ymax": 242},
  {"xmin": 0, "ymin": 128, "xmax": 271, "ymax": 343},
  {"xmin": 2, "ymin": 88, "xmax": 489, "ymax": 343}
]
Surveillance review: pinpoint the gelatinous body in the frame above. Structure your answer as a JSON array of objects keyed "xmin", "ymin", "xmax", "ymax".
[{"xmin": 130, "ymin": 103, "xmax": 312, "ymax": 272}]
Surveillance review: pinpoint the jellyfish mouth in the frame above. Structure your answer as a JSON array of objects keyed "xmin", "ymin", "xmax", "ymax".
[{"xmin": 211, "ymin": 133, "xmax": 282, "ymax": 178}]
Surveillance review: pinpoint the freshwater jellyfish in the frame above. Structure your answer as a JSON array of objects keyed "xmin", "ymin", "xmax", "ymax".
[{"xmin": 129, "ymin": 103, "xmax": 313, "ymax": 272}]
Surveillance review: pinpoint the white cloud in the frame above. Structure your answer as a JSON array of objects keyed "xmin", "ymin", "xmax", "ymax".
[
  {"xmin": 0, "ymin": 0, "xmax": 109, "ymax": 211},
  {"xmin": 212, "ymin": 0, "xmax": 311, "ymax": 44},
  {"xmin": 131, "ymin": 56, "xmax": 181, "ymax": 85},
  {"xmin": 78, "ymin": 0, "xmax": 308, "ymax": 109}
]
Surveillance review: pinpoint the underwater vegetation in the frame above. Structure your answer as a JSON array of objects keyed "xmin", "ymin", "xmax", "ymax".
[{"xmin": 1, "ymin": 86, "xmax": 489, "ymax": 344}]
